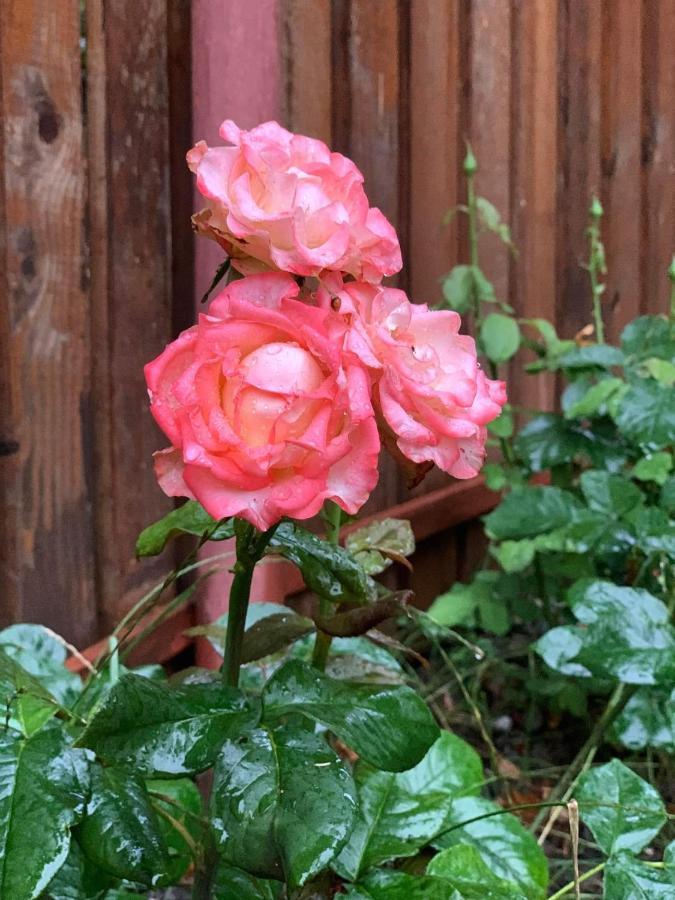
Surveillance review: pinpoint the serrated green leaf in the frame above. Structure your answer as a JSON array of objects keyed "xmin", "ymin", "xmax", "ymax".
[
  {"xmin": 427, "ymin": 844, "xmax": 528, "ymax": 899},
  {"xmin": 514, "ymin": 414, "xmax": 627, "ymax": 473},
  {"xmin": 579, "ymin": 471, "xmax": 643, "ymax": 517},
  {"xmin": 0, "ymin": 729, "xmax": 90, "ymax": 900},
  {"xmin": 614, "ymin": 379, "xmax": 675, "ymax": 450},
  {"xmin": 77, "ymin": 765, "xmax": 168, "ymax": 885},
  {"xmin": 345, "ymin": 518, "xmax": 415, "ymax": 576},
  {"xmin": 334, "ymin": 732, "xmax": 483, "ymax": 880},
  {"xmin": 78, "ymin": 673, "xmax": 258, "ymax": 776},
  {"xmin": 146, "ymin": 777, "xmax": 201, "ymax": 884},
  {"xmin": 558, "ymin": 345, "xmax": 625, "ymax": 370},
  {"xmin": 136, "ymin": 501, "xmax": 234, "ymax": 557},
  {"xmin": 633, "ymin": 452, "xmax": 673, "ymax": 486},
  {"xmin": 432, "ymin": 796, "xmax": 548, "ymax": 898},
  {"xmin": 484, "ymin": 486, "xmax": 583, "ymax": 540},
  {"xmin": 0, "ymin": 624, "xmax": 81, "ymax": 707},
  {"xmin": 603, "ymin": 851, "xmax": 675, "ymax": 898},
  {"xmin": 564, "ymin": 377, "xmax": 624, "ymax": 419},
  {"xmin": 269, "ymin": 522, "xmax": 373, "ymax": 605},
  {"xmin": 535, "ymin": 581, "xmax": 675, "ymax": 685},
  {"xmin": 577, "ymin": 759, "xmax": 667, "ymax": 855},
  {"xmin": 612, "ymin": 688, "xmax": 675, "ymax": 753},
  {"xmin": 480, "ymin": 314, "xmax": 520, "ymax": 363},
  {"xmin": 621, "ymin": 315, "xmax": 675, "ymax": 362},
  {"xmin": 212, "ymin": 724, "xmax": 356, "ymax": 888},
  {"xmin": 262, "ymin": 660, "xmax": 439, "ymax": 772}
]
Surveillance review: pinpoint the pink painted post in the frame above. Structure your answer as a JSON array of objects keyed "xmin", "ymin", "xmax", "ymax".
[{"xmin": 190, "ymin": 0, "xmax": 294, "ymax": 665}]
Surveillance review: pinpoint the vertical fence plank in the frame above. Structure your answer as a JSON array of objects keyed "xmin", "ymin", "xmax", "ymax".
[
  {"xmin": 465, "ymin": 0, "xmax": 512, "ymax": 305},
  {"xmin": 281, "ymin": 0, "xmax": 332, "ymax": 143},
  {"xmin": 640, "ymin": 0, "xmax": 675, "ymax": 315},
  {"xmin": 510, "ymin": 0, "xmax": 558, "ymax": 412},
  {"xmin": 409, "ymin": 0, "xmax": 460, "ymax": 304},
  {"xmin": 0, "ymin": 0, "xmax": 97, "ymax": 644},
  {"xmin": 88, "ymin": 0, "xmax": 177, "ymax": 629},
  {"xmin": 601, "ymin": 0, "xmax": 643, "ymax": 339},
  {"xmin": 556, "ymin": 0, "xmax": 603, "ymax": 340}
]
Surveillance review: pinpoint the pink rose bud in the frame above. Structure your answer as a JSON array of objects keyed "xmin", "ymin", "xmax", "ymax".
[
  {"xmin": 145, "ymin": 273, "xmax": 380, "ymax": 531},
  {"xmin": 187, "ymin": 120, "xmax": 402, "ymax": 283},
  {"xmin": 321, "ymin": 280, "xmax": 507, "ymax": 480}
]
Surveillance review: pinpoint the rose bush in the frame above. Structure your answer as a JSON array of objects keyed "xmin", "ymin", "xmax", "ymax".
[
  {"xmin": 145, "ymin": 272, "xmax": 379, "ymax": 531},
  {"xmin": 188, "ymin": 119, "xmax": 402, "ymax": 282}
]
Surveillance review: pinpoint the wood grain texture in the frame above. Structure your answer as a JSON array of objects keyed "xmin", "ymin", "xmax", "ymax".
[
  {"xmin": 281, "ymin": 0, "xmax": 333, "ymax": 142},
  {"xmin": 88, "ymin": 0, "xmax": 179, "ymax": 629},
  {"xmin": 0, "ymin": 0, "xmax": 97, "ymax": 644},
  {"xmin": 640, "ymin": 0, "xmax": 675, "ymax": 315}
]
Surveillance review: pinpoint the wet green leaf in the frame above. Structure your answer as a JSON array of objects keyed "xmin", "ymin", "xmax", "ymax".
[
  {"xmin": 0, "ymin": 729, "xmax": 90, "ymax": 900},
  {"xmin": 621, "ymin": 315, "xmax": 675, "ymax": 362},
  {"xmin": 77, "ymin": 765, "xmax": 168, "ymax": 885},
  {"xmin": 484, "ymin": 486, "xmax": 582, "ymax": 540},
  {"xmin": 612, "ymin": 688, "xmax": 675, "ymax": 753},
  {"xmin": 492, "ymin": 540, "xmax": 536, "ymax": 574},
  {"xmin": 579, "ymin": 471, "xmax": 643, "ymax": 517},
  {"xmin": 146, "ymin": 777, "xmax": 202, "ymax": 884},
  {"xmin": 269, "ymin": 522, "xmax": 373, "ymax": 604},
  {"xmin": 350, "ymin": 868, "xmax": 463, "ymax": 899},
  {"xmin": 603, "ymin": 852, "xmax": 675, "ymax": 898},
  {"xmin": 79, "ymin": 673, "xmax": 258, "ymax": 776},
  {"xmin": 136, "ymin": 501, "xmax": 234, "ymax": 557},
  {"xmin": 633, "ymin": 452, "xmax": 673, "ymax": 486},
  {"xmin": 558, "ymin": 345, "xmax": 625, "ymax": 370},
  {"xmin": 241, "ymin": 612, "xmax": 315, "ymax": 663},
  {"xmin": 0, "ymin": 624, "xmax": 81, "ymax": 706},
  {"xmin": 432, "ymin": 797, "xmax": 548, "ymax": 898},
  {"xmin": 514, "ymin": 414, "xmax": 626, "ymax": 472},
  {"xmin": 211, "ymin": 724, "xmax": 356, "ymax": 888},
  {"xmin": 427, "ymin": 844, "xmax": 528, "ymax": 898},
  {"xmin": 345, "ymin": 518, "xmax": 415, "ymax": 576},
  {"xmin": 0, "ymin": 649, "xmax": 61, "ymax": 736},
  {"xmin": 577, "ymin": 759, "xmax": 667, "ymax": 855},
  {"xmin": 614, "ymin": 379, "xmax": 675, "ymax": 450},
  {"xmin": 41, "ymin": 839, "xmax": 114, "ymax": 899},
  {"xmin": 480, "ymin": 314, "xmax": 521, "ymax": 363},
  {"xmin": 262, "ymin": 660, "xmax": 439, "ymax": 772},
  {"xmin": 212, "ymin": 861, "xmax": 283, "ymax": 899},
  {"xmin": 334, "ymin": 732, "xmax": 483, "ymax": 880},
  {"xmin": 564, "ymin": 377, "xmax": 624, "ymax": 419}
]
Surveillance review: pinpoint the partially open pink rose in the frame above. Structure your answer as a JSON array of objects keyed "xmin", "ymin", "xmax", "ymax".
[
  {"xmin": 322, "ymin": 280, "xmax": 507, "ymax": 479},
  {"xmin": 145, "ymin": 273, "xmax": 380, "ymax": 531},
  {"xmin": 187, "ymin": 120, "xmax": 402, "ymax": 283}
]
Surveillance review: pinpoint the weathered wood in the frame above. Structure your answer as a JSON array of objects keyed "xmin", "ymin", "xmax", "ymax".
[
  {"xmin": 281, "ymin": 0, "xmax": 333, "ymax": 143},
  {"xmin": 87, "ymin": 0, "xmax": 179, "ymax": 630},
  {"xmin": 0, "ymin": 0, "xmax": 97, "ymax": 644}
]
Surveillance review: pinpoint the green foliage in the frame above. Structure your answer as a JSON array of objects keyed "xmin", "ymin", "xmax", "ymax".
[{"xmin": 345, "ymin": 518, "xmax": 415, "ymax": 575}]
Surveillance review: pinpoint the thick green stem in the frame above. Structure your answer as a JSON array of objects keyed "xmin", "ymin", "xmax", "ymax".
[
  {"xmin": 311, "ymin": 502, "xmax": 342, "ymax": 670},
  {"xmin": 222, "ymin": 522, "xmax": 277, "ymax": 687}
]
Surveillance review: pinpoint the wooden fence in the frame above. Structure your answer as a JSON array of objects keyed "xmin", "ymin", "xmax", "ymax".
[{"xmin": 1, "ymin": 0, "xmax": 673, "ymax": 651}]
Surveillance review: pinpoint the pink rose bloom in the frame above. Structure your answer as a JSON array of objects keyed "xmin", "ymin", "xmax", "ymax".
[
  {"xmin": 187, "ymin": 120, "xmax": 401, "ymax": 283},
  {"xmin": 145, "ymin": 273, "xmax": 379, "ymax": 531},
  {"xmin": 323, "ymin": 280, "xmax": 507, "ymax": 480}
]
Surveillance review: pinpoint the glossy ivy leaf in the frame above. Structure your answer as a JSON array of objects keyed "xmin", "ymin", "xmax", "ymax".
[
  {"xmin": 345, "ymin": 518, "xmax": 415, "ymax": 576},
  {"xmin": 212, "ymin": 861, "xmax": 283, "ymax": 900},
  {"xmin": 211, "ymin": 724, "xmax": 356, "ymax": 888},
  {"xmin": 262, "ymin": 659, "xmax": 439, "ymax": 771},
  {"xmin": 579, "ymin": 470, "xmax": 643, "ymax": 517},
  {"xmin": 146, "ymin": 777, "xmax": 202, "ymax": 884},
  {"xmin": 480, "ymin": 313, "xmax": 521, "ymax": 363},
  {"xmin": 136, "ymin": 501, "xmax": 234, "ymax": 557},
  {"xmin": 603, "ymin": 851, "xmax": 675, "ymax": 898},
  {"xmin": 77, "ymin": 765, "xmax": 169, "ymax": 885},
  {"xmin": 535, "ymin": 580, "xmax": 675, "ymax": 685},
  {"xmin": 0, "ymin": 649, "xmax": 61, "ymax": 736},
  {"xmin": 241, "ymin": 612, "xmax": 315, "ymax": 663},
  {"xmin": 432, "ymin": 796, "xmax": 549, "ymax": 899},
  {"xmin": 633, "ymin": 451, "xmax": 673, "ymax": 486},
  {"xmin": 514, "ymin": 414, "xmax": 626, "ymax": 473},
  {"xmin": 0, "ymin": 624, "xmax": 81, "ymax": 706},
  {"xmin": 614, "ymin": 378, "xmax": 675, "ymax": 450},
  {"xmin": 334, "ymin": 732, "xmax": 483, "ymax": 880},
  {"xmin": 42, "ymin": 840, "xmax": 114, "ymax": 899},
  {"xmin": 0, "ymin": 728, "xmax": 90, "ymax": 900},
  {"xmin": 484, "ymin": 486, "xmax": 582, "ymax": 540},
  {"xmin": 268, "ymin": 521, "xmax": 373, "ymax": 604},
  {"xmin": 577, "ymin": 759, "xmax": 667, "ymax": 855},
  {"xmin": 427, "ymin": 844, "xmax": 528, "ymax": 899},
  {"xmin": 79, "ymin": 673, "xmax": 258, "ymax": 776},
  {"xmin": 612, "ymin": 687, "xmax": 675, "ymax": 753},
  {"xmin": 349, "ymin": 868, "xmax": 464, "ymax": 900},
  {"xmin": 621, "ymin": 315, "xmax": 675, "ymax": 362}
]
